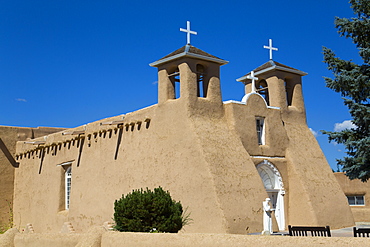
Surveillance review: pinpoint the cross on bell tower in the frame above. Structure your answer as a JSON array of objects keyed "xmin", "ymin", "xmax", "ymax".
[
  {"xmin": 180, "ymin": 21, "xmax": 197, "ymax": 44},
  {"xmin": 263, "ymin": 39, "xmax": 278, "ymax": 60},
  {"xmin": 150, "ymin": 22, "xmax": 228, "ymax": 107},
  {"xmin": 247, "ymin": 71, "xmax": 258, "ymax": 93}
]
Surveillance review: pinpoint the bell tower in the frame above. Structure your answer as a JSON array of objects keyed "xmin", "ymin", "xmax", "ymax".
[
  {"xmin": 236, "ymin": 40, "xmax": 307, "ymax": 122},
  {"xmin": 149, "ymin": 22, "xmax": 228, "ymax": 109},
  {"xmin": 237, "ymin": 61, "xmax": 307, "ymax": 110}
]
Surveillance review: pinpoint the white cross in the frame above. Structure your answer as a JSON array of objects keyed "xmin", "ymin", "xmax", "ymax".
[
  {"xmin": 263, "ymin": 39, "xmax": 278, "ymax": 60},
  {"xmin": 247, "ymin": 71, "xmax": 258, "ymax": 93},
  {"xmin": 180, "ymin": 21, "xmax": 197, "ymax": 44}
]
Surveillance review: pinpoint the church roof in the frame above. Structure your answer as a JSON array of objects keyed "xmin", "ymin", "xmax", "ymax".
[
  {"xmin": 149, "ymin": 44, "xmax": 228, "ymax": 67},
  {"xmin": 236, "ymin": 60, "xmax": 307, "ymax": 82}
]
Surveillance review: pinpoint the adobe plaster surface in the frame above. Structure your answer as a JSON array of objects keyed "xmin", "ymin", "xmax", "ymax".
[
  {"xmin": 4, "ymin": 44, "xmax": 356, "ymax": 235},
  {"xmin": 335, "ymin": 172, "xmax": 370, "ymax": 222},
  {"xmin": 2, "ymin": 229, "xmax": 370, "ymax": 247},
  {"xmin": 0, "ymin": 126, "xmax": 65, "ymax": 229}
]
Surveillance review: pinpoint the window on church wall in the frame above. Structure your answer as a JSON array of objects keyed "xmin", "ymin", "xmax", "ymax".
[
  {"xmin": 57, "ymin": 161, "xmax": 73, "ymax": 211},
  {"xmin": 256, "ymin": 117, "xmax": 265, "ymax": 145},
  {"xmin": 168, "ymin": 67, "xmax": 180, "ymax": 99},
  {"xmin": 347, "ymin": 195, "xmax": 365, "ymax": 206},
  {"xmin": 65, "ymin": 166, "xmax": 72, "ymax": 210},
  {"xmin": 257, "ymin": 80, "xmax": 269, "ymax": 105},
  {"xmin": 196, "ymin": 64, "xmax": 206, "ymax": 97}
]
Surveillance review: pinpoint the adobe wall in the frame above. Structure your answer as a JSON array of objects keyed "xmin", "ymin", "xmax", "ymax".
[
  {"xmin": 224, "ymin": 92, "xmax": 354, "ymax": 229},
  {"xmin": 13, "ymin": 96, "xmax": 267, "ymax": 234},
  {"xmin": 283, "ymin": 114, "xmax": 354, "ymax": 228},
  {"xmin": 224, "ymin": 95, "xmax": 288, "ymax": 158},
  {"xmin": 11, "ymin": 90, "xmax": 355, "ymax": 233},
  {"xmin": 224, "ymin": 96, "xmax": 290, "ymax": 231},
  {"xmin": 335, "ymin": 172, "xmax": 370, "ymax": 222},
  {"xmin": 274, "ymin": 72, "xmax": 353, "ymax": 228},
  {"xmin": 10, "ymin": 57, "xmax": 355, "ymax": 234},
  {"xmin": 0, "ymin": 126, "xmax": 65, "ymax": 231},
  {"xmin": 273, "ymin": 72, "xmax": 354, "ymax": 228},
  {"xmin": 1, "ymin": 229, "xmax": 370, "ymax": 247},
  {"xmin": 276, "ymin": 73, "xmax": 353, "ymax": 228},
  {"xmin": 100, "ymin": 232, "xmax": 370, "ymax": 247}
]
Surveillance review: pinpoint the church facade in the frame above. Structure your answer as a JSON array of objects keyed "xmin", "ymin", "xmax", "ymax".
[
  {"xmin": 0, "ymin": 126, "xmax": 66, "ymax": 231},
  {"xmin": 3, "ymin": 41, "xmax": 355, "ymax": 234}
]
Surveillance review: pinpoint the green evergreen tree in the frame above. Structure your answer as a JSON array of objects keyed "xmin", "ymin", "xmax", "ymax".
[
  {"xmin": 322, "ymin": 0, "xmax": 370, "ymax": 181},
  {"xmin": 113, "ymin": 187, "xmax": 188, "ymax": 233}
]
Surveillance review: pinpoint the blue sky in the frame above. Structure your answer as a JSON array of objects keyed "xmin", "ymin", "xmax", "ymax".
[{"xmin": 0, "ymin": 1, "xmax": 361, "ymax": 170}]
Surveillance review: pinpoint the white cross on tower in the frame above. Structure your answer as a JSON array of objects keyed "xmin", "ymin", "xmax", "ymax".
[
  {"xmin": 180, "ymin": 21, "xmax": 197, "ymax": 45},
  {"xmin": 263, "ymin": 39, "xmax": 278, "ymax": 60},
  {"xmin": 247, "ymin": 71, "xmax": 258, "ymax": 93}
]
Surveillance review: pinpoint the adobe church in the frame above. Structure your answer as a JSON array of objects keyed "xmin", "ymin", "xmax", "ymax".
[{"xmin": 0, "ymin": 24, "xmax": 356, "ymax": 234}]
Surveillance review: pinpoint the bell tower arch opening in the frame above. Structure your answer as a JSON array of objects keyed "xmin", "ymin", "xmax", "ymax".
[
  {"xmin": 285, "ymin": 79, "xmax": 293, "ymax": 106},
  {"xmin": 150, "ymin": 45, "xmax": 228, "ymax": 105},
  {"xmin": 257, "ymin": 160, "xmax": 285, "ymax": 231},
  {"xmin": 257, "ymin": 79, "xmax": 269, "ymax": 105},
  {"xmin": 167, "ymin": 67, "xmax": 180, "ymax": 99},
  {"xmin": 150, "ymin": 22, "xmax": 228, "ymax": 105},
  {"xmin": 196, "ymin": 64, "xmax": 206, "ymax": 97},
  {"xmin": 236, "ymin": 60, "xmax": 307, "ymax": 111}
]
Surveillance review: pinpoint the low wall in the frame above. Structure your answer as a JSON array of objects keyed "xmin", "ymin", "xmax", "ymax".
[
  {"xmin": 14, "ymin": 233, "xmax": 81, "ymax": 247},
  {"xmin": 1, "ymin": 229, "xmax": 370, "ymax": 247},
  {"xmin": 101, "ymin": 232, "xmax": 370, "ymax": 247}
]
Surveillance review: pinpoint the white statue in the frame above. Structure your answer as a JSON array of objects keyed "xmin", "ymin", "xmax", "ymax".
[{"xmin": 262, "ymin": 198, "xmax": 274, "ymax": 235}]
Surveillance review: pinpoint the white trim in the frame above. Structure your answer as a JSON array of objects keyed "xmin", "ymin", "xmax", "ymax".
[
  {"xmin": 223, "ymin": 100, "xmax": 245, "ymax": 105},
  {"xmin": 236, "ymin": 65, "xmax": 307, "ymax": 82},
  {"xmin": 274, "ymin": 65, "xmax": 307, "ymax": 76},
  {"xmin": 57, "ymin": 160, "xmax": 74, "ymax": 167},
  {"xmin": 65, "ymin": 166, "xmax": 72, "ymax": 210},
  {"xmin": 150, "ymin": 52, "xmax": 228, "ymax": 67},
  {"xmin": 223, "ymin": 99, "xmax": 280, "ymax": 110},
  {"xmin": 257, "ymin": 160, "xmax": 284, "ymax": 190},
  {"xmin": 252, "ymin": 156, "xmax": 285, "ymax": 159},
  {"xmin": 24, "ymin": 141, "xmax": 46, "ymax": 145},
  {"xmin": 241, "ymin": 92, "xmax": 268, "ymax": 107},
  {"xmin": 347, "ymin": 195, "xmax": 365, "ymax": 206},
  {"xmin": 256, "ymin": 160, "xmax": 285, "ymax": 231}
]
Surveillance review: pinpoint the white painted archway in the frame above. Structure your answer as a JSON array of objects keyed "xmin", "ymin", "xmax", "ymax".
[{"xmin": 257, "ymin": 160, "xmax": 285, "ymax": 231}]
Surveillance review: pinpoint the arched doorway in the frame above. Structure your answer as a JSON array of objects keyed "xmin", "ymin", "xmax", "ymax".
[{"xmin": 257, "ymin": 160, "xmax": 285, "ymax": 231}]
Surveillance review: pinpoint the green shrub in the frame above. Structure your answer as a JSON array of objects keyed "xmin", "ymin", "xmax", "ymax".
[{"xmin": 113, "ymin": 187, "xmax": 188, "ymax": 233}]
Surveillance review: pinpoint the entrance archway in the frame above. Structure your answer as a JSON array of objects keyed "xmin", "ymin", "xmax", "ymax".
[{"xmin": 257, "ymin": 160, "xmax": 285, "ymax": 231}]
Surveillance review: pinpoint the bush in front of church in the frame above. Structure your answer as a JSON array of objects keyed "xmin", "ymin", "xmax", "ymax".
[{"xmin": 113, "ymin": 187, "xmax": 188, "ymax": 233}]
